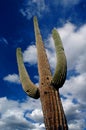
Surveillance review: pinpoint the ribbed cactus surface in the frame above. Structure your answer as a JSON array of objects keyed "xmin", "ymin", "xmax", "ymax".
[
  {"xmin": 16, "ymin": 16, "xmax": 68, "ymax": 130},
  {"xmin": 16, "ymin": 48, "xmax": 40, "ymax": 99},
  {"xmin": 51, "ymin": 29, "xmax": 67, "ymax": 89},
  {"xmin": 34, "ymin": 16, "xmax": 52, "ymax": 79}
]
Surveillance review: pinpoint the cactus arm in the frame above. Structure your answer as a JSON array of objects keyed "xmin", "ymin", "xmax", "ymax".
[
  {"xmin": 51, "ymin": 29, "xmax": 67, "ymax": 89},
  {"xmin": 16, "ymin": 48, "xmax": 40, "ymax": 99}
]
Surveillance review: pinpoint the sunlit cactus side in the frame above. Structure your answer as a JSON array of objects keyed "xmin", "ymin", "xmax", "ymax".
[{"xmin": 16, "ymin": 16, "xmax": 68, "ymax": 130}]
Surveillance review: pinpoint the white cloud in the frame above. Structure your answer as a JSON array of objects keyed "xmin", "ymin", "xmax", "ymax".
[
  {"xmin": 25, "ymin": 109, "xmax": 43, "ymax": 123},
  {"xmin": 1, "ymin": 71, "xmax": 86, "ymax": 130},
  {"xmin": 23, "ymin": 45, "xmax": 37, "ymax": 65},
  {"xmin": 59, "ymin": 72, "xmax": 86, "ymax": 129},
  {"xmin": 68, "ymin": 119, "xmax": 85, "ymax": 130},
  {"xmin": 3, "ymin": 74, "xmax": 20, "ymax": 84},
  {"xmin": 34, "ymin": 75, "xmax": 39, "ymax": 80},
  {"xmin": 58, "ymin": 23, "xmax": 86, "ymax": 73},
  {"xmin": 60, "ymin": 73, "xmax": 86, "ymax": 103},
  {"xmin": 0, "ymin": 97, "xmax": 44, "ymax": 130},
  {"xmin": 0, "ymin": 37, "xmax": 8, "ymax": 46},
  {"xmin": 20, "ymin": 0, "xmax": 49, "ymax": 19}
]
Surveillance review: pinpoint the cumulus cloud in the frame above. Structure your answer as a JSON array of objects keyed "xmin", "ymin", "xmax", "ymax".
[
  {"xmin": 1, "ymin": 71, "xmax": 86, "ymax": 130},
  {"xmin": 59, "ymin": 73, "xmax": 86, "ymax": 129},
  {"xmin": 45, "ymin": 39, "xmax": 56, "ymax": 72},
  {"xmin": 25, "ymin": 109, "xmax": 43, "ymax": 123},
  {"xmin": 23, "ymin": 45, "xmax": 37, "ymax": 65},
  {"xmin": 0, "ymin": 97, "xmax": 44, "ymax": 130},
  {"xmin": 68, "ymin": 119, "xmax": 85, "ymax": 130},
  {"xmin": 3, "ymin": 74, "xmax": 20, "ymax": 84},
  {"xmin": 60, "ymin": 73, "xmax": 86, "ymax": 103},
  {"xmin": 58, "ymin": 23, "xmax": 86, "ymax": 73}
]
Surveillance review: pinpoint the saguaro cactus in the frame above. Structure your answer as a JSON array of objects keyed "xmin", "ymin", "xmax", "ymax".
[{"xmin": 16, "ymin": 16, "xmax": 68, "ymax": 130}]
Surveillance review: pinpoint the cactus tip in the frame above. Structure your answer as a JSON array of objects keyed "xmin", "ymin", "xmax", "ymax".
[
  {"xmin": 33, "ymin": 16, "xmax": 37, "ymax": 22},
  {"xmin": 17, "ymin": 47, "xmax": 21, "ymax": 51}
]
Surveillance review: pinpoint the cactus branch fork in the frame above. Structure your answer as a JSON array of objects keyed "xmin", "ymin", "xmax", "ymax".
[{"xmin": 16, "ymin": 16, "xmax": 68, "ymax": 130}]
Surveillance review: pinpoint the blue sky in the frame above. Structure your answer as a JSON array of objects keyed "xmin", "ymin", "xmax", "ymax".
[{"xmin": 0, "ymin": 0, "xmax": 86, "ymax": 129}]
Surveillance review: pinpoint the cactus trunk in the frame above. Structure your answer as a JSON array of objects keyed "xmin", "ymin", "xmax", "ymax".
[
  {"xmin": 40, "ymin": 88, "xmax": 68, "ymax": 130},
  {"xmin": 33, "ymin": 17, "xmax": 68, "ymax": 129}
]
